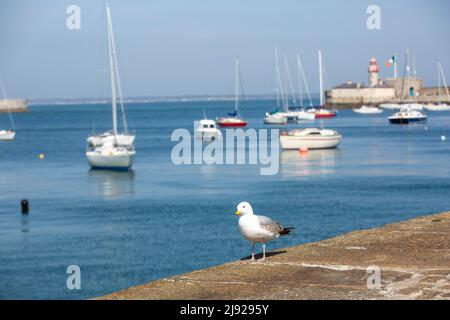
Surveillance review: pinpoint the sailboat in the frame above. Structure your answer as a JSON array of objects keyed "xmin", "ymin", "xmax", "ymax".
[
  {"xmin": 293, "ymin": 53, "xmax": 315, "ymax": 121},
  {"xmin": 264, "ymin": 47, "xmax": 288, "ymax": 124},
  {"xmin": 425, "ymin": 62, "xmax": 450, "ymax": 111},
  {"xmin": 281, "ymin": 52, "xmax": 314, "ymax": 121},
  {"xmin": 217, "ymin": 57, "xmax": 248, "ymax": 127},
  {"xmin": 0, "ymin": 76, "xmax": 16, "ymax": 141},
  {"xmin": 86, "ymin": 4, "xmax": 135, "ymax": 170},
  {"xmin": 308, "ymin": 50, "xmax": 337, "ymax": 118},
  {"xmin": 307, "ymin": 49, "xmax": 337, "ymax": 119}
]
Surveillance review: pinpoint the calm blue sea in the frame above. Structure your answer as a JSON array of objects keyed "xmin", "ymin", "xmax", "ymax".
[{"xmin": 0, "ymin": 99, "xmax": 449, "ymax": 299}]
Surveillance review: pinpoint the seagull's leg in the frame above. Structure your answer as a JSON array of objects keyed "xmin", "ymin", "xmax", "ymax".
[
  {"xmin": 251, "ymin": 243, "xmax": 256, "ymax": 261},
  {"xmin": 261, "ymin": 243, "xmax": 266, "ymax": 262}
]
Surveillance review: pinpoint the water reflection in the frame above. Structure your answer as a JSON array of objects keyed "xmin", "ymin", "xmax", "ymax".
[
  {"xmin": 280, "ymin": 149, "xmax": 341, "ymax": 177},
  {"xmin": 21, "ymin": 215, "xmax": 30, "ymax": 233},
  {"xmin": 87, "ymin": 170, "xmax": 135, "ymax": 199}
]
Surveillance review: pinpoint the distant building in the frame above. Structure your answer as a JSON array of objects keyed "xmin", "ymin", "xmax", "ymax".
[
  {"xmin": 326, "ymin": 57, "xmax": 448, "ymax": 108},
  {"xmin": 0, "ymin": 99, "xmax": 29, "ymax": 113}
]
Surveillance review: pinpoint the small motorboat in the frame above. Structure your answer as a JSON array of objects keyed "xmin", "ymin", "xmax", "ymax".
[
  {"xmin": 388, "ymin": 108, "xmax": 427, "ymax": 124},
  {"xmin": 279, "ymin": 128, "xmax": 342, "ymax": 150},
  {"xmin": 0, "ymin": 129, "xmax": 15, "ymax": 141},
  {"xmin": 263, "ymin": 112, "xmax": 287, "ymax": 125},
  {"xmin": 353, "ymin": 105, "xmax": 383, "ymax": 114},
  {"xmin": 194, "ymin": 119, "xmax": 222, "ymax": 141}
]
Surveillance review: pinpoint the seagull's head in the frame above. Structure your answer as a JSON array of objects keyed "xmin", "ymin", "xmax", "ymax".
[{"xmin": 235, "ymin": 202, "xmax": 253, "ymax": 216}]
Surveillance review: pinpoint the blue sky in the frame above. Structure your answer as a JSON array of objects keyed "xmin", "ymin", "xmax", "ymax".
[{"xmin": 0, "ymin": 0, "xmax": 449, "ymax": 99}]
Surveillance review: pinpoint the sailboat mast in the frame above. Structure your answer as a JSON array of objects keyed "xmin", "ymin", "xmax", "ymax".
[
  {"xmin": 0, "ymin": 75, "xmax": 15, "ymax": 130},
  {"xmin": 297, "ymin": 53, "xmax": 314, "ymax": 108},
  {"xmin": 296, "ymin": 54, "xmax": 303, "ymax": 108},
  {"xmin": 438, "ymin": 62, "xmax": 441, "ymax": 105},
  {"xmin": 106, "ymin": 5, "xmax": 118, "ymax": 137},
  {"xmin": 438, "ymin": 62, "xmax": 450, "ymax": 102},
  {"xmin": 318, "ymin": 49, "xmax": 324, "ymax": 107},
  {"xmin": 275, "ymin": 46, "xmax": 287, "ymax": 112},
  {"xmin": 283, "ymin": 53, "xmax": 297, "ymax": 108},
  {"xmin": 234, "ymin": 56, "xmax": 239, "ymax": 115}
]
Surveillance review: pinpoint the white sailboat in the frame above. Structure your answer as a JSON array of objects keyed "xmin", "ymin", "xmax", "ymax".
[
  {"xmin": 307, "ymin": 50, "xmax": 337, "ymax": 118},
  {"xmin": 425, "ymin": 62, "xmax": 450, "ymax": 111},
  {"xmin": 0, "ymin": 75, "xmax": 16, "ymax": 141},
  {"xmin": 86, "ymin": 4, "xmax": 135, "ymax": 170},
  {"xmin": 280, "ymin": 128, "xmax": 342, "ymax": 150},
  {"xmin": 280, "ymin": 50, "xmax": 342, "ymax": 150},
  {"xmin": 264, "ymin": 47, "xmax": 288, "ymax": 124}
]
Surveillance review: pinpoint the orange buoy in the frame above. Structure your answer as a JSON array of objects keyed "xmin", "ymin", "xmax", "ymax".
[{"xmin": 299, "ymin": 146, "xmax": 308, "ymax": 154}]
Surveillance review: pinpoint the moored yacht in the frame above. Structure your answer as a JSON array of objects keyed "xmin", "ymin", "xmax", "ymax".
[
  {"xmin": 217, "ymin": 57, "xmax": 248, "ymax": 128},
  {"xmin": 279, "ymin": 128, "xmax": 342, "ymax": 150},
  {"xmin": 308, "ymin": 50, "xmax": 337, "ymax": 119},
  {"xmin": 86, "ymin": 4, "xmax": 135, "ymax": 170}
]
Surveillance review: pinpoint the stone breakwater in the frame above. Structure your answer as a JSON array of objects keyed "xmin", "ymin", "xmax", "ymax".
[
  {"xmin": 0, "ymin": 99, "xmax": 28, "ymax": 113},
  {"xmin": 99, "ymin": 211, "xmax": 450, "ymax": 300}
]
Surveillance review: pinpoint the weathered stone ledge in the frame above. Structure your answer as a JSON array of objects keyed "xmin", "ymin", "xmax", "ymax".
[{"xmin": 99, "ymin": 211, "xmax": 450, "ymax": 300}]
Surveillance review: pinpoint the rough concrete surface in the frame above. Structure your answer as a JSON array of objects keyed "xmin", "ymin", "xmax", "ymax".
[{"xmin": 99, "ymin": 212, "xmax": 450, "ymax": 300}]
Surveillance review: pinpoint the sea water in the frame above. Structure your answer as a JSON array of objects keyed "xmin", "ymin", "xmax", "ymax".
[{"xmin": 0, "ymin": 99, "xmax": 449, "ymax": 299}]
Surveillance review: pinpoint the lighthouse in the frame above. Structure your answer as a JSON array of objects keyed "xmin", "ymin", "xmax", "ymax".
[{"xmin": 368, "ymin": 57, "xmax": 380, "ymax": 87}]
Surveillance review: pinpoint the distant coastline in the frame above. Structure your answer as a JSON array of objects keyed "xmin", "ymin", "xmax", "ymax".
[{"xmin": 28, "ymin": 94, "xmax": 321, "ymax": 107}]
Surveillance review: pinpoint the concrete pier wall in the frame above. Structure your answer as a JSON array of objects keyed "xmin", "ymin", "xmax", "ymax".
[
  {"xmin": 0, "ymin": 99, "xmax": 29, "ymax": 113},
  {"xmin": 99, "ymin": 211, "xmax": 450, "ymax": 300}
]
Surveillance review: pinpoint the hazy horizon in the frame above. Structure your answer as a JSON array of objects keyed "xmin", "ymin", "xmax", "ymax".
[{"xmin": 1, "ymin": 0, "xmax": 449, "ymax": 100}]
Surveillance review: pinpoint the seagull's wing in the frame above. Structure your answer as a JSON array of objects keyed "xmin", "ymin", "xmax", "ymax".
[{"xmin": 257, "ymin": 215, "xmax": 284, "ymax": 235}]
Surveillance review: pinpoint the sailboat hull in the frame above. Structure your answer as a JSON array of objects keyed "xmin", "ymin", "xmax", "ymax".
[
  {"xmin": 0, "ymin": 130, "xmax": 15, "ymax": 141},
  {"xmin": 216, "ymin": 117, "xmax": 248, "ymax": 127},
  {"xmin": 86, "ymin": 151, "xmax": 135, "ymax": 170}
]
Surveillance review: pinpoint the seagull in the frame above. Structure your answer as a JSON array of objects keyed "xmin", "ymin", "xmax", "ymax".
[{"xmin": 235, "ymin": 201, "xmax": 294, "ymax": 261}]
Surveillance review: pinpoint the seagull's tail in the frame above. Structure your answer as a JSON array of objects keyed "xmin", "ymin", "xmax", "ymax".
[{"xmin": 280, "ymin": 227, "xmax": 295, "ymax": 235}]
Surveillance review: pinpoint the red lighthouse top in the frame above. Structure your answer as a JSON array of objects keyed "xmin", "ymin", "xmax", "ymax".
[{"xmin": 368, "ymin": 57, "xmax": 379, "ymax": 73}]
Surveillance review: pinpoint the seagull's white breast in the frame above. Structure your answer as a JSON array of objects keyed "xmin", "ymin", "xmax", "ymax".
[{"xmin": 238, "ymin": 215, "xmax": 273, "ymax": 243}]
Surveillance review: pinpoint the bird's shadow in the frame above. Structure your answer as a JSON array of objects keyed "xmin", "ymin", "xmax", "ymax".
[{"xmin": 240, "ymin": 250, "xmax": 287, "ymax": 261}]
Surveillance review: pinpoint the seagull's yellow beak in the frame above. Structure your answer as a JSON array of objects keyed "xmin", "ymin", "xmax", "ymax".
[{"xmin": 235, "ymin": 210, "xmax": 241, "ymax": 216}]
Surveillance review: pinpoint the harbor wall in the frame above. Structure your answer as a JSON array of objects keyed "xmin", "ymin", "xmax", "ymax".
[
  {"xmin": 99, "ymin": 211, "xmax": 450, "ymax": 300},
  {"xmin": 0, "ymin": 99, "xmax": 29, "ymax": 113}
]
